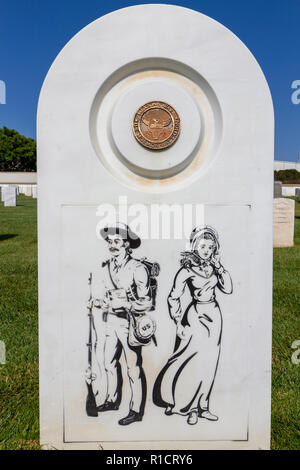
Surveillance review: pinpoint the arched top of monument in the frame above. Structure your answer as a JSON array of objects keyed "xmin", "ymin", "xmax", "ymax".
[
  {"xmin": 37, "ymin": 4, "xmax": 273, "ymax": 195},
  {"xmin": 38, "ymin": 4, "xmax": 273, "ymax": 111}
]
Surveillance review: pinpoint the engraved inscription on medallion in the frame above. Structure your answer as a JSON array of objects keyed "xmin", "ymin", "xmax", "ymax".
[{"xmin": 132, "ymin": 101, "xmax": 180, "ymax": 150}]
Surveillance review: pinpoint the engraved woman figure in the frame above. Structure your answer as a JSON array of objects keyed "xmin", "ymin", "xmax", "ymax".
[{"xmin": 153, "ymin": 226, "xmax": 233, "ymax": 425}]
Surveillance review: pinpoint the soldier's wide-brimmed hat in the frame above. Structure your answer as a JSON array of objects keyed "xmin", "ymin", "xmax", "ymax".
[
  {"xmin": 100, "ymin": 222, "xmax": 141, "ymax": 249},
  {"xmin": 190, "ymin": 225, "xmax": 219, "ymax": 251}
]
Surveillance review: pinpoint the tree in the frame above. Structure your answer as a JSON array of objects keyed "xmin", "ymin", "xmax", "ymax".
[
  {"xmin": 274, "ymin": 169, "xmax": 300, "ymax": 184},
  {"xmin": 0, "ymin": 126, "xmax": 36, "ymax": 171}
]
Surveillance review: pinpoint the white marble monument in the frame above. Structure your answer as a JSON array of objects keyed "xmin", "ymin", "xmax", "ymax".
[{"xmin": 38, "ymin": 5, "xmax": 274, "ymax": 450}]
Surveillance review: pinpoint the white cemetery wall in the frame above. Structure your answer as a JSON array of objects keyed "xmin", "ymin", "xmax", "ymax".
[
  {"xmin": 0, "ymin": 171, "xmax": 37, "ymax": 185},
  {"xmin": 282, "ymin": 185, "xmax": 300, "ymax": 197},
  {"xmin": 38, "ymin": 5, "xmax": 274, "ymax": 450}
]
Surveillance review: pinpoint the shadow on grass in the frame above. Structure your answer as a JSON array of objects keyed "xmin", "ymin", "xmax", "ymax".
[{"xmin": 0, "ymin": 234, "xmax": 17, "ymax": 241}]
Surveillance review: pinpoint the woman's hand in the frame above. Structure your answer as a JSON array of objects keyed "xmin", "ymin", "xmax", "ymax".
[{"xmin": 211, "ymin": 252, "xmax": 221, "ymax": 269}]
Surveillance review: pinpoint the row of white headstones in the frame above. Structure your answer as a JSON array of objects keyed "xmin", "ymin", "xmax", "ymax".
[{"xmin": 0, "ymin": 184, "xmax": 37, "ymax": 206}]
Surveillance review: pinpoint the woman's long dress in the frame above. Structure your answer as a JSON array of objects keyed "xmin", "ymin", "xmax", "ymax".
[{"xmin": 153, "ymin": 263, "xmax": 232, "ymax": 415}]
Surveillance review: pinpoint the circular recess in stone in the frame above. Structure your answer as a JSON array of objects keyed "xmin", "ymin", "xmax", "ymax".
[{"xmin": 89, "ymin": 58, "xmax": 222, "ymax": 193}]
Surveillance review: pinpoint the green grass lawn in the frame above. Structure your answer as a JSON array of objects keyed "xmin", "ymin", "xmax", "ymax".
[
  {"xmin": 0, "ymin": 195, "xmax": 299, "ymax": 450},
  {"xmin": 271, "ymin": 197, "xmax": 300, "ymax": 450},
  {"xmin": 0, "ymin": 195, "xmax": 39, "ymax": 449}
]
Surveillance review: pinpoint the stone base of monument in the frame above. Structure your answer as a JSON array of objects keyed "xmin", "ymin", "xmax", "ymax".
[{"xmin": 273, "ymin": 198, "xmax": 295, "ymax": 247}]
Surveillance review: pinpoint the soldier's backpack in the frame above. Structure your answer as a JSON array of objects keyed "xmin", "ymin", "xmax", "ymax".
[{"xmin": 139, "ymin": 257, "xmax": 160, "ymax": 310}]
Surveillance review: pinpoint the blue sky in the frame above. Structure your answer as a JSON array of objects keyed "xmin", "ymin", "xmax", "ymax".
[{"xmin": 0, "ymin": 0, "xmax": 299, "ymax": 161}]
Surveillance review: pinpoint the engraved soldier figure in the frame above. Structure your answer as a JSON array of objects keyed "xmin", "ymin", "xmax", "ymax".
[{"xmin": 89, "ymin": 223, "xmax": 154, "ymax": 426}]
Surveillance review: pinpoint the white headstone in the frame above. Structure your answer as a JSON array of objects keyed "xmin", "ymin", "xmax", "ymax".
[
  {"xmin": 38, "ymin": 5, "xmax": 274, "ymax": 450},
  {"xmin": 1, "ymin": 185, "xmax": 8, "ymax": 201},
  {"xmin": 25, "ymin": 185, "xmax": 32, "ymax": 197},
  {"xmin": 3, "ymin": 186, "xmax": 17, "ymax": 207},
  {"xmin": 273, "ymin": 198, "xmax": 295, "ymax": 247},
  {"xmin": 8, "ymin": 184, "xmax": 19, "ymax": 196}
]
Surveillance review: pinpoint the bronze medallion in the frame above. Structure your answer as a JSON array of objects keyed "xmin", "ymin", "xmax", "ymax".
[{"xmin": 132, "ymin": 101, "xmax": 180, "ymax": 150}]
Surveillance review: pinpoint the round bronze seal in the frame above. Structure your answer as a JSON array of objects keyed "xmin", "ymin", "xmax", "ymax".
[{"xmin": 132, "ymin": 101, "xmax": 180, "ymax": 150}]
